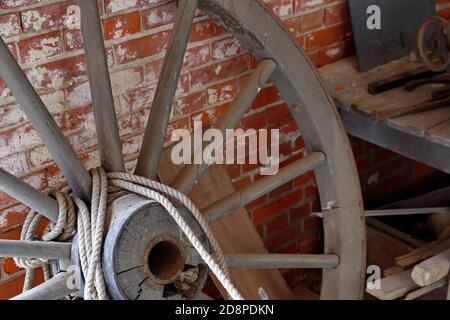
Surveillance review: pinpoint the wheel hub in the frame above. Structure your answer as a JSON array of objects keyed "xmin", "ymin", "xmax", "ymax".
[{"xmin": 101, "ymin": 194, "xmax": 210, "ymax": 300}]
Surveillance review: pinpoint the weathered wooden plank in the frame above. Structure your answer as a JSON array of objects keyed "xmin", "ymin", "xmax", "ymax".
[
  {"xmin": 426, "ymin": 119, "xmax": 450, "ymax": 148},
  {"xmin": 352, "ymin": 85, "xmax": 438, "ymax": 121},
  {"xmin": 404, "ymin": 278, "xmax": 447, "ymax": 300},
  {"xmin": 387, "ymin": 107, "xmax": 450, "ymax": 138},
  {"xmin": 319, "ymin": 56, "xmax": 420, "ymax": 110},
  {"xmin": 366, "ymin": 270, "xmax": 418, "ymax": 300},
  {"xmin": 395, "ymin": 238, "xmax": 450, "ymax": 270},
  {"xmin": 159, "ymin": 147, "xmax": 294, "ymax": 300},
  {"xmin": 384, "ymin": 266, "xmax": 404, "ymax": 277},
  {"xmin": 411, "ymin": 249, "xmax": 450, "ymax": 287},
  {"xmin": 320, "ymin": 56, "xmax": 450, "ymax": 150}
]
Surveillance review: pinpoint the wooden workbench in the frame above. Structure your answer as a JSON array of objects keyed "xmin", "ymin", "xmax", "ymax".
[{"xmin": 319, "ymin": 57, "xmax": 450, "ymax": 174}]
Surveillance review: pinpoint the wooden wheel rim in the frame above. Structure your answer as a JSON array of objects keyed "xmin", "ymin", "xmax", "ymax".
[
  {"xmin": 0, "ymin": 0, "xmax": 366, "ymax": 300},
  {"xmin": 199, "ymin": 0, "xmax": 366, "ymax": 299}
]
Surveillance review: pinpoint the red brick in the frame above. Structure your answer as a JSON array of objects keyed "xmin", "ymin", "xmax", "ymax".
[
  {"xmin": 0, "ymin": 13, "xmax": 21, "ymax": 39},
  {"xmin": 265, "ymin": 211, "xmax": 289, "ymax": 235},
  {"xmin": 0, "ymin": 0, "xmax": 41, "ymax": 9},
  {"xmin": 174, "ymin": 90, "xmax": 207, "ymax": 116},
  {"xmin": 299, "ymin": 10, "xmax": 324, "ymax": 33},
  {"xmin": 103, "ymin": 11, "xmax": 142, "ymax": 41},
  {"xmin": 24, "ymin": 55, "xmax": 87, "ymax": 90},
  {"xmin": 3, "ymin": 258, "xmax": 20, "ymax": 275},
  {"xmin": 324, "ymin": 2, "xmax": 350, "ymax": 26},
  {"xmin": 63, "ymin": 29, "xmax": 83, "ymax": 51},
  {"xmin": 305, "ymin": 21, "xmax": 352, "ymax": 50},
  {"xmin": 18, "ymin": 30, "xmax": 63, "ymax": 64},
  {"xmin": 212, "ymin": 37, "xmax": 245, "ymax": 61},
  {"xmin": 21, "ymin": 1, "xmax": 77, "ymax": 33},
  {"xmin": 207, "ymin": 79, "xmax": 238, "ymax": 106},
  {"xmin": 142, "ymin": 2, "xmax": 176, "ymax": 30},
  {"xmin": 289, "ymin": 203, "xmax": 311, "ymax": 223},
  {"xmin": 183, "ymin": 45, "xmax": 211, "ymax": 69},
  {"xmin": 114, "ymin": 31, "xmax": 169, "ymax": 65},
  {"xmin": 189, "ymin": 20, "xmax": 227, "ymax": 43},
  {"xmin": 0, "ymin": 268, "xmax": 44, "ymax": 300},
  {"xmin": 252, "ymin": 85, "xmax": 282, "ymax": 110},
  {"xmin": 190, "ymin": 55, "xmax": 250, "ymax": 90},
  {"xmin": 253, "ymin": 189, "xmax": 303, "ymax": 224},
  {"xmin": 268, "ymin": 103, "xmax": 291, "ymax": 127}
]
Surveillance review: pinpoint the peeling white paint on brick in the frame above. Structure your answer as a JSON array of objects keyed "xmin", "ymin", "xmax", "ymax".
[
  {"xmin": 214, "ymin": 65, "xmax": 223, "ymax": 76},
  {"xmin": 68, "ymin": 82, "xmax": 92, "ymax": 108},
  {"xmin": 0, "ymin": 213, "xmax": 7, "ymax": 228},
  {"xmin": 146, "ymin": 9, "xmax": 174, "ymax": 27},
  {"xmin": 304, "ymin": 0, "xmax": 325, "ymax": 9},
  {"xmin": 116, "ymin": 45, "xmax": 137, "ymax": 63},
  {"xmin": 0, "ymin": 87, "xmax": 12, "ymax": 100},
  {"xmin": 65, "ymin": 32, "xmax": 76, "ymax": 49},
  {"xmin": 0, "ymin": 153, "xmax": 28, "ymax": 174},
  {"xmin": 113, "ymin": 20, "xmax": 124, "ymax": 39},
  {"xmin": 21, "ymin": 10, "xmax": 51, "ymax": 32},
  {"xmin": 27, "ymin": 66, "xmax": 64, "ymax": 89},
  {"xmin": 207, "ymin": 84, "xmax": 234, "ymax": 105},
  {"xmin": 111, "ymin": 68, "xmax": 142, "ymax": 95},
  {"xmin": 25, "ymin": 36, "xmax": 61, "ymax": 63},
  {"xmin": 42, "ymin": 91, "xmax": 65, "ymax": 114},
  {"xmin": 29, "ymin": 145, "xmax": 52, "ymax": 169},
  {"xmin": 0, "ymin": 17, "xmax": 20, "ymax": 39},
  {"xmin": 326, "ymin": 47, "xmax": 342, "ymax": 58},
  {"xmin": 107, "ymin": 0, "xmax": 138, "ymax": 14}
]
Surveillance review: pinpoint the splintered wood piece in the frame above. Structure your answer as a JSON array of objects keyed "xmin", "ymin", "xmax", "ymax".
[
  {"xmin": 404, "ymin": 278, "xmax": 447, "ymax": 300},
  {"xmin": 411, "ymin": 249, "xmax": 450, "ymax": 287},
  {"xmin": 366, "ymin": 270, "xmax": 418, "ymax": 300},
  {"xmin": 384, "ymin": 266, "xmax": 405, "ymax": 277},
  {"xmin": 395, "ymin": 238, "xmax": 450, "ymax": 269}
]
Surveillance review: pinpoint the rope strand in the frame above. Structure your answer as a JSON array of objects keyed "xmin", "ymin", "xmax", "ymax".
[{"xmin": 16, "ymin": 168, "xmax": 243, "ymax": 300}]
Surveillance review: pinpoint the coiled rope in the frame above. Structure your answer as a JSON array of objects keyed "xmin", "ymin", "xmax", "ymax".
[{"xmin": 16, "ymin": 167, "xmax": 243, "ymax": 300}]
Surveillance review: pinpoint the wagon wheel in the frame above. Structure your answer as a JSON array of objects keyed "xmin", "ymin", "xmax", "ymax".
[
  {"xmin": 0, "ymin": 0, "xmax": 366, "ymax": 300},
  {"xmin": 417, "ymin": 16, "xmax": 450, "ymax": 72}
]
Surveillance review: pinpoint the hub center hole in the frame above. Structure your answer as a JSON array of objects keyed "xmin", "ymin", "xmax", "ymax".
[{"xmin": 147, "ymin": 239, "xmax": 184, "ymax": 283}]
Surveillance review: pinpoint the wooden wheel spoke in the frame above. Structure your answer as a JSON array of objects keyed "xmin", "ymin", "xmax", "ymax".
[
  {"xmin": 135, "ymin": 0, "xmax": 199, "ymax": 179},
  {"xmin": 78, "ymin": 0, "xmax": 125, "ymax": 172},
  {"xmin": 0, "ymin": 240, "xmax": 72, "ymax": 260},
  {"xmin": 225, "ymin": 254, "xmax": 339, "ymax": 269},
  {"xmin": 313, "ymin": 207, "xmax": 450, "ymax": 218},
  {"xmin": 11, "ymin": 272, "xmax": 78, "ymax": 300},
  {"xmin": 171, "ymin": 59, "xmax": 277, "ymax": 193},
  {"xmin": 0, "ymin": 169, "xmax": 59, "ymax": 222},
  {"xmin": 0, "ymin": 37, "xmax": 91, "ymax": 201},
  {"xmin": 205, "ymin": 152, "xmax": 326, "ymax": 224}
]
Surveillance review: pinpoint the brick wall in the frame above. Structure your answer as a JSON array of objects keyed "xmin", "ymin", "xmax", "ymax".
[{"xmin": 0, "ymin": 0, "xmax": 449, "ymax": 299}]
